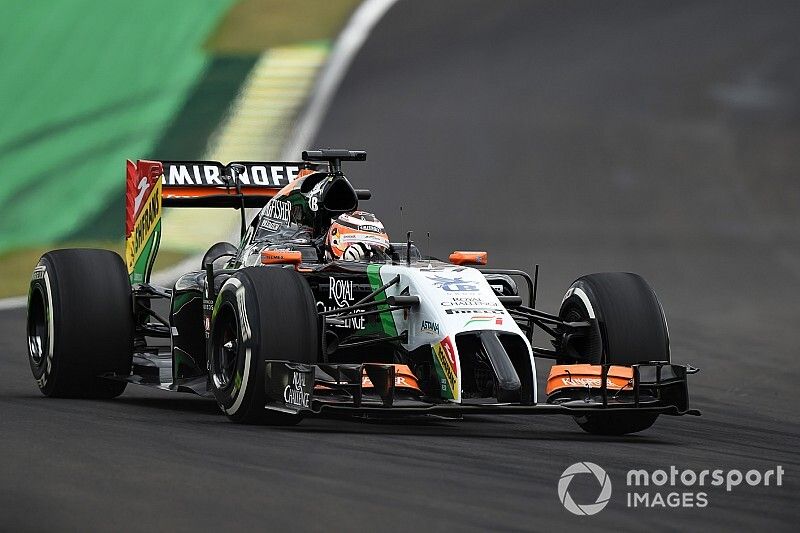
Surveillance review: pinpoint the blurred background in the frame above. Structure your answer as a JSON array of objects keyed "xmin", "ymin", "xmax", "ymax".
[{"xmin": 0, "ymin": 0, "xmax": 359, "ymax": 296}]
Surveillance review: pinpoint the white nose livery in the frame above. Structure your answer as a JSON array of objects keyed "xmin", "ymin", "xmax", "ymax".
[{"xmin": 369, "ymin": 263, "xmax": 536, "ymax": 403}]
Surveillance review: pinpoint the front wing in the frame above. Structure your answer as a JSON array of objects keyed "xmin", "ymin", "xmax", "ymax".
[{"xmin": 264, "ymin": 360, "xmax": 701, "ymax": 418}]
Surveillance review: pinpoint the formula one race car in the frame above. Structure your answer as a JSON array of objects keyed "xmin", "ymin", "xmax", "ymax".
[{"xmin": 26, "ymin": 150, "xmax": 699, "ymax": 435}]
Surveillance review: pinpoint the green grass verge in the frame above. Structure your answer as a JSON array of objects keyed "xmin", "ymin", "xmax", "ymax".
[
  {"xmin": 1, "ymin": 0, "xmax": 362, "ymax": 298},
  {"xmin": 0, "ymin": 242, "xmax": 187, "ymax": 299}
]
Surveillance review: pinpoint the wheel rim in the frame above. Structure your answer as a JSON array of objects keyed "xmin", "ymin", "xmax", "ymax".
[
  {"xmin": 27, "ymin": 287, "xmax": 48, "ymax": 367},
  {"xmin": 211, "ymin": 304, "xmax": 240, "ymax": 390},
  {"xmin": 560, "ymin": 300, "xmax": 602, "ymax": 362}
]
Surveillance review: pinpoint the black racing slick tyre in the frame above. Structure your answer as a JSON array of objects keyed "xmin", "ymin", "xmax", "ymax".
[
  {"xmin": 558, "ymin": 272, "xmax": 670, "ymax": 435},
  {"xmin": 27, "ymin": 249, "xmax": 133, "ymax": 398},
  {"xmin": 209, "ymin": 267, "xmax": 319, "ymax": 425}
]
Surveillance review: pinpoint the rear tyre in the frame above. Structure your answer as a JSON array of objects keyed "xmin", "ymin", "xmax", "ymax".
[
  {"xmin": 27, "ymin": 249, "xmax": 133, "ymax": 398},
  {"xmin": 209, "ymin": 267, "xmax": 319, "ymax": 425},
  {"xmin": 558, "ymin": 272, "xmax": 669, "ymax": 435}
]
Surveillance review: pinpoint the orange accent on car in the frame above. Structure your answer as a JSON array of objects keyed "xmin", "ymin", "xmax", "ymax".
[
  {"xmin": 362, "ymin": 364, "xmax": 421, "ymax": 391},
  {"xmin": 161, "ymin": 186, "xmax": 279, "ymax": 200},
  {"xmin": 260, "ymin": 250, "xmax": 302, "ymax": 266},
  {"xmin": 296, "ymin": 168, "xmax": 317, "ymax": 180},
  {"xmin": 546, "ymin": 364, "xmax": 634, "ymax": 396},
  {"xmin": 449, "ymin": 251, "xmax": 488, "ymax": 266}
]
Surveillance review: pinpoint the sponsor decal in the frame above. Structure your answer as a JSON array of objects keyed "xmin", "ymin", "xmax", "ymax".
[
  {"xmin": 361, "ymin": 375, "xmax": 418, "ymax": 389},
  {"xmin": 445, "ymin": 308, "xmax": 505, "ymax": 315},
  {"xmin": 359, "ymin": 224, "xmax": 383, "ymax": 233},
  {"xmin": 340, "ymin": 232, "xmax": 389, "ymax": 248},
  {"xmin": 260, "ymin": 248, "xmax": 302, "ymax": 265},
  {"xmin": 464, "ymin": 314, "xmax": 503, "ymax": 327},
  {"xmin": 432, "ymin": 337, "xmax": 458, "ymax": 399},
  {"xmin": 261, "ymin": 220, "xmax": 280, "ymax": 232},
  {"xmin": 31, "ymin": 266, "xmax": 45, "ymax": 281},
  {"xmin": 546, "ymin": 365, "xmax": 634, "ymax": 395},
  {"xmin": 163, "ymin": 162, "xmax": 301, "ymax": 187},
  {"xmin": 420, "ymin": 320, "xmax": 440, "ymax": 335},
  {"xmin": 284, "ymin": 371, "xmax": 310, "ymax": 408},
  {"xmin": 560, "ymin": 377, "xmax": 628, "ymax": 388},
  {"xmin": 165, "ymin": 164, "xmax": 222, "ymax": 185},
  {"xmin": 261, "ymin": 198, "xmax": 292, "ymax": 230},
  {"xmin": 428, "ymin": 275, "xmax": 480, "ymax": 292},
  {"xmin": 125, "ymin": 177, "xmax": 162, "ymax": 276},
  {"xmin": 441, "ymin": 296, "xmax": 499, "ymax": 307},
  {"xmin": 329, "ymin": 277, "xmax": 354, "ymax": 306},
  {"xmin": 317, "ymin": 277, "xmax": 368, "ymax": 330},
  {"xmin": 339, "ymin": 212, "xmax": 384, "ymax": 229}
]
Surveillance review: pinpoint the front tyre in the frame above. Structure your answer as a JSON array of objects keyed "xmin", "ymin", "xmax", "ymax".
[
  {"xmin": 27, "ymin": 249, "xmax": 133, "ymax": 398},
  {"xmin": 209, "ymin": 267, "xmax": 319, "ymax": 425},
  {"xmin": 558, "ymin": 272, "xmax": 669, "ymax": 435},
  {"xmin": 573, "ymin": 411, "xmax": 661, "ymax": 436}
]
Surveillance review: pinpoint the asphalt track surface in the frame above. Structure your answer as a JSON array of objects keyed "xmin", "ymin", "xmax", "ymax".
[{"xmin": 2, "ymin": 1, "xmax": 799, "ymax": 531}]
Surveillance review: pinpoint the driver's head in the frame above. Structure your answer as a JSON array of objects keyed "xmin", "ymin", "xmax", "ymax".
[{"xmin": 326, "ymin": 211, "xmax": 389, "ymax": 261}]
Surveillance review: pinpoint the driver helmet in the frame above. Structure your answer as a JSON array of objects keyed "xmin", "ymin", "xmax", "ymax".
[{"xmin": 326, "ymin": 211, "xmax": 390, "ymax": 261}]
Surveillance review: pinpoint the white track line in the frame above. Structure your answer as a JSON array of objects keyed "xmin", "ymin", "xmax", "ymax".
[
  {"xmin": 0, "ymin": 0, "xmax": 398, "ymax": 309},
  {"xmin": 282, "ymin": 0, "xmax": 399, "ymax": 159},
  {"xmin": 153, "ymin": 0, "xmax": 398, "ymax": 286},
  {"xmin": 0, "ymin": 296, "xmax": 26, "ymax": 311}
]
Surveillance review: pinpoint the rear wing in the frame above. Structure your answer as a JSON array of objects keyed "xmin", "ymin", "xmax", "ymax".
[
  {"xmin": 160, "ymin": 160, "xmax": 324, "ymax": 207},
  {"xmin": 124, "ymin": 159, "xmax": 323, "ymax": 283}
]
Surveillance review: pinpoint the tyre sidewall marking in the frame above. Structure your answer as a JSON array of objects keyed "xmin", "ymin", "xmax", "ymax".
[
  {"xmin": 212, "ymin": 276, "xmax": 256, "ymax": 415},
  {"xmin": 562, "ymin": 285, "xmax": 596, "ymax": 319},
  {"xmin": 29, "ymin": 262, "xmax": 55, "ymax": 390}
]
